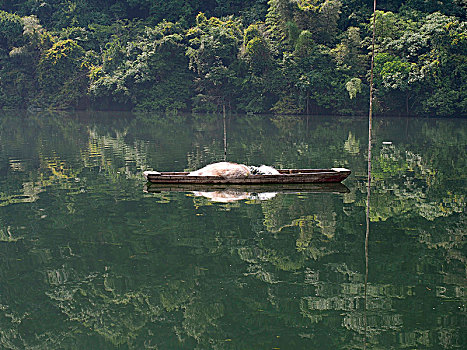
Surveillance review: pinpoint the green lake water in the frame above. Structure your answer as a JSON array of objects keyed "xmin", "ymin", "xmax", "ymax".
[{"xmin": 0, "ymin": 111, "xmax": 465, "ymax": 349}]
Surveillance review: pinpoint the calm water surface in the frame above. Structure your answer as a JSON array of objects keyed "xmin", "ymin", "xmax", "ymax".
[{"xmin": 0, "ymin": 111, "xmax": 465, "ymax": 349}]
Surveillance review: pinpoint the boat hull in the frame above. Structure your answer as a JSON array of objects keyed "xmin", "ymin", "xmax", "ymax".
[{"xmin": 143, "ymin": 168, "xmax": 351, "ymax": 184}]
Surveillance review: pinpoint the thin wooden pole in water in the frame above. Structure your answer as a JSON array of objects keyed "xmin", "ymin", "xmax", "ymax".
[
  {"xmin": 223, "ymin": 104, "xmax": 227, "ymax": 161},
  {"xmin": 365, "ymin": 1, "xmax": 377, "ymax": 348}
]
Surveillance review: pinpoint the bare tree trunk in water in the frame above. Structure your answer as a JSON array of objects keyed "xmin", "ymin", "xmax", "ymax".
[
  {"xmin": 223, "ymin": 104, "xmax": 227, "ymax": 161},
  {"xmin": 365, "ymin": 1, "xmax": 377, "ymax": 349}
]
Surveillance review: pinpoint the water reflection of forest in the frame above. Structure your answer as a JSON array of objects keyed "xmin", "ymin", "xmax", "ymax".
[{"xmin": 0, "ymin": 112, "xmax": 465, "ymax": 349}]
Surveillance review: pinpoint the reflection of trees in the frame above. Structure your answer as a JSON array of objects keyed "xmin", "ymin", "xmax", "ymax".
[
  {"xmin": 344, "ymin": 131, "xmax": 360, "ymax": 155},
  {"xmin": 349, "ymin": 127, "xmax": 466, "ymax": 348},
  {"xmin": 0, "ymin": 112, "xmax": 157, "ymax": 209},
  {"xmin": 368, "ymin": 144, "xmax": 465, "ymax": 221},
  {"xmin": 419, "ymin": 213, "xmax": 466, "ymax": 282},
  {"xmin": 46, "ymin": 270, "xmax": 161, "ymax": 346},
  {"xmin": 0, "ymin": 112, "xmax": 465, "ymax": 349},
  {"xmin": 84, "ymin": 127, "xmax": 150, "ymax": 180},
  {"xmin": 0, "ymin": 224, "xmax": 22, "ymax": 242}
]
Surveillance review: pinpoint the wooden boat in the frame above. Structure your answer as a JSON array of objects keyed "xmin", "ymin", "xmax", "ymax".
[{"xmin": 143, "ymin": 168, "xmax": 351, "ymax": 184}]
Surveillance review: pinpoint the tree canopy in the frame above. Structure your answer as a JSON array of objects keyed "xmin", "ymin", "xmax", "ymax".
[{"xmin": 0, "ymin": 0, "xmax": 465, "ymax": 116}]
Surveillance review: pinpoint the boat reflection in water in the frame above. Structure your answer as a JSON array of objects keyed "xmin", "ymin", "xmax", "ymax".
[
  {"xmin": 191, "ymin": 190, "xmax": 278, "ymax": 202},
  {"xmin": 144, "ymin": 183, "xmax": 350, "ymax": 202}
]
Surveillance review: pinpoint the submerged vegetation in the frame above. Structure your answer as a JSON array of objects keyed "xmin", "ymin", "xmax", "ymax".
[{"xmin": 0, "ymin": 1, "xmax": 465, "ymax": 116}]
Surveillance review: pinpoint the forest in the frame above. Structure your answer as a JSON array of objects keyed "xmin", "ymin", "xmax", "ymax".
[{"xmin": 0, "ymin": 0, "xmax": 465, "ymax": 116}]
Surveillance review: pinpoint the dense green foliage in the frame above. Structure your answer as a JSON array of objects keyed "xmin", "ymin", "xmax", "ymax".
[{"xmin": 0, "ymin": 1, "xmax": 465, "ymax": 115}]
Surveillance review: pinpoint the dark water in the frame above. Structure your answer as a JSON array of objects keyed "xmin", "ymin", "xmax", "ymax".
[{"xmin": 0, "ymin": 111, "xmax": 465, "ymax": 349}]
